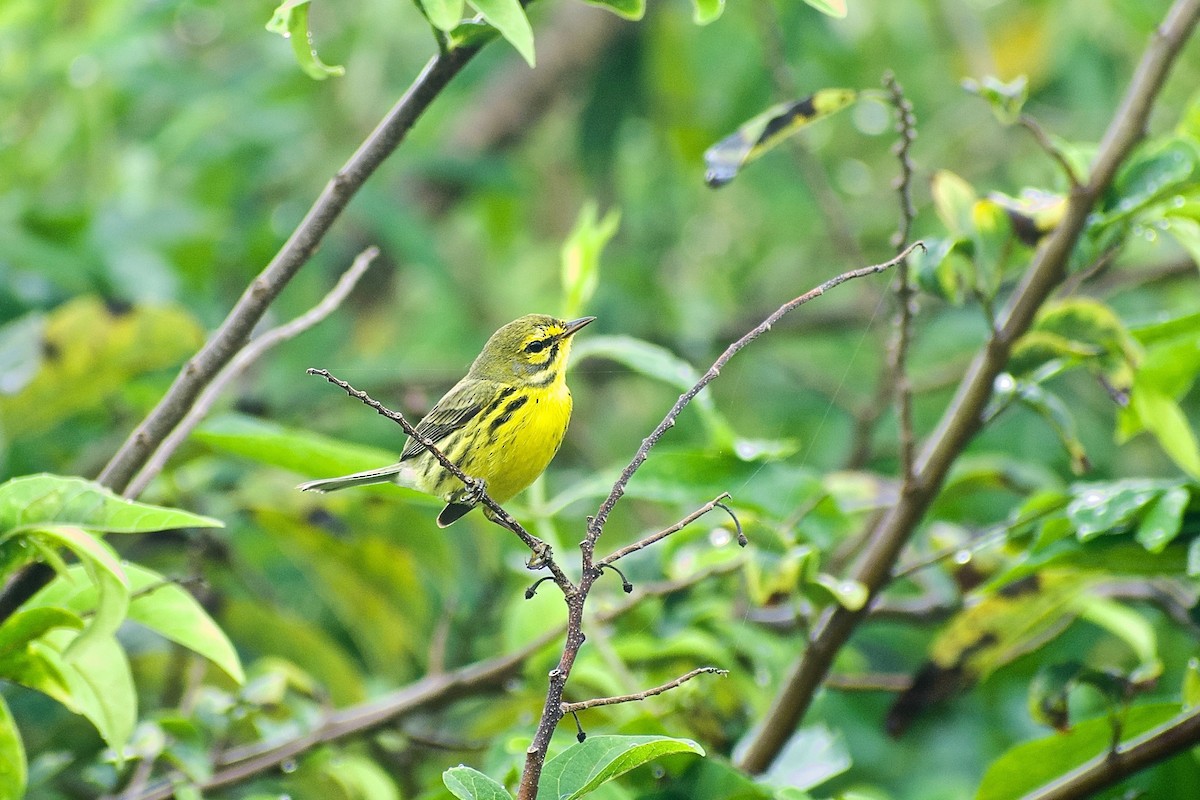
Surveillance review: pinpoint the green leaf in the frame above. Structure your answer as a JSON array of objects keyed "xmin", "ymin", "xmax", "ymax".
[
  {"xmin": 1008, "ymin": 330, "xmax": 1103, "ymax": 377},
  {"xmin": 1075, "ymin": 597, "xmax": 1160, "ymax": 681},
  {"xmin": 931, "ymin": 170, "xmax": 978, "ymax": 237},
  {"xmin": 811, "ymin": 573, "xmax": 868, "ymax": 611},
  {"xmin": 704, "ymin": 90, "xmax": 857, "ymax": 187},
  {"xmin": 0, "ymin": 474, "xmax": 222, "ymax": 534},
  {"xmin": 34, "ymin": 563, "xmax": 244, "ymax": 683},
  {"xmin": 1130, "ymin": 309, "xmax": 1200, "ymax": 347},
  {"xmin": 1026, "ymin": 298, "xmax": 1137, "ymax": 385},
  {"xmin": 0, "ymin": 607, "xmax": 82, "ymax": 657},
  {"xmin": 0, "ymin": 642, "xmax": 75, "ymax": 711},
  {"xmin": 537, "ymin": 735, "xmax": 705, "ymax": 800},
  {"xmin": 962, "ymin": 75, "xmax": 1029, "ymax": 125},
  {"xmin": 970, "ymin": 198, "xmax": 1013, "ymax": 298},
  {"xmin": 579, "ymin": 0, "xmax": 645, "ymax": 20},
  {"xmin": 1129, "ymin": 385, "xmax": 1200, "ymax": 478},
  {"xmin": 265, "ymin": 0, "xmax": 345, "ymax": 80},
  {"xmin": 976, "ymin": 703, "xmax": 1181, "ymax": 800},
  {"xmin": 321, "ymin": 752, "xmax": 403, "ymax": 800},
  {"xmin": 759, "ymin": 723, "xmax": 852, "ymax": 791},
  {"xmin": 691, "ymin": 0, "xmax": 724, "ymax": 25},
  {"xmin": 195, "ymin": 413, "xmax": 400, "ymax": 485},
  {"xmin": 444, "ymin": 766, "xmax": 514, "ymax": 800},
  {"xmin": 447, "ymin": 19, "xmax": 501, "ymax": 49},
  {"xmin": 126, "ymin": 564, "xmax": 243, "ymax": 682},
  {"xmin": 468, "ymin": 0, "xmax": 535, "ymax": 67},
  {"xmin": 12, "ymin": 526, "xmax": 129, "ymax": 662},
  {"xmin": 419, "ymin": 0, "xmax": 466, "ymax": 31},
  {"xmin": 1163, "ymin": 216, "xmax": 1200, "ymax": 268},
  {"xmin": 49, "ymin": 630, "xmax": 137, "ymax": 753},
  {"xmin": 1134, "ymin": 486, "xmax": 1189, "ymax": 553},
  {"xmin": 561, "ymin": 203, "xmax": 620, "ymax": 321},
  {"xmin": 1185, "ymin": 658, "xmax": 1200, "ymax": 707},
  {"xmin": 1065, "ymin": 483, "xmax": 1163, "ymax": 541},
  {"xmin": 1190, "ymin": 538, "xmax": 1200, "ymax": 577},
  {"xmin": 1102, "ymin": 136, "xmax": 1200, "ymax": 223},
  {"xmin": 0, "ymin": 694, "xmax": 25, "ymax": 800},
  {"xmin": 801, "ymin": 0, "xmax": 847, "ymax": 17},
  {"xmin": 912, "ymin": 237, "xmax": 972, "ymax": 303}
]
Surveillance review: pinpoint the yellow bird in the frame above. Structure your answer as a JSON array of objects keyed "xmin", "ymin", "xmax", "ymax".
[{"xmin": 299, "ymin": 314, "xmax": 594, "ymax": 527}]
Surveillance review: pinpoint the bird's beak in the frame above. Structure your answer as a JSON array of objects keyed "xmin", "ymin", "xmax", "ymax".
[{"xmin": 561, "ymin": 316, "xmax": 596, "ymax": 338}]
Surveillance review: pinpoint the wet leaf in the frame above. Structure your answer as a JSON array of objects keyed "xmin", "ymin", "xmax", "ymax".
[{"xmin": 265, "ymin": 0, "xmax": 345, "ymax": 79}]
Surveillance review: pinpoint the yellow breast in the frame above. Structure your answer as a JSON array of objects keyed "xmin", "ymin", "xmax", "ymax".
[{"xmin": 479, "ymin": 382, "xmax": 572, "ymax": 503}]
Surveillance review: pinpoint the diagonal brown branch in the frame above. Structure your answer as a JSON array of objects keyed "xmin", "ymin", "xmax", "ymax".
[
  {"xmin": 97, "ymin": 48, "xmax": 483, "ymax": 495},
  {"xmin": 735, "ymin": 0, "xmax": 1200, "ymax": 774},
  {"xmin": 1020, "ymin": 706, "xmax": 1200, "ymax": 800}
]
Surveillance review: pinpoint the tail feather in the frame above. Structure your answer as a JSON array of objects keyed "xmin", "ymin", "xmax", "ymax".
[{"xmin": 298, "ymin": 464, "xmax": 405, "ymax": 493}]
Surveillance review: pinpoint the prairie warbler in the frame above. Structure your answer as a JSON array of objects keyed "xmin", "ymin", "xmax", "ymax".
[{"xmin": 299, "ymin": 314, "xmax": 594, "ymax": 526}]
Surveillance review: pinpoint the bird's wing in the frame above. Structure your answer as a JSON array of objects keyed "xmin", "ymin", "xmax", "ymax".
[{"xmin": 399, "ymin": 378, "xmax": 495, "ymax": 461}]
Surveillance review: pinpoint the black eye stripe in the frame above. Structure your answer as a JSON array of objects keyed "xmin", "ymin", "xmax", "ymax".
[{"xmin": 525, "ymin": 338, "xmax": 551, "ymax": 354}]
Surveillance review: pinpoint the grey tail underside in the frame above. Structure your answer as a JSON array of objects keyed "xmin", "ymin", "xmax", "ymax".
[
  {"xmin": 297, "ymin": 464, "xmax": 404, "ymax": 493},
  {"xmin": 437, "ymin": 502, "xmax": 476, "ymax": 527}
]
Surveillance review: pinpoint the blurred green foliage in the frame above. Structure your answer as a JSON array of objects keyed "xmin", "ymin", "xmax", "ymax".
[{"xmin": 2, "ymin": 0, "xmax": 1200, "ymax": 798}]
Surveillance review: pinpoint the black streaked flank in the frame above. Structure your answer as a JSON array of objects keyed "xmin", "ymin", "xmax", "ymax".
[{"xmin": 490, "ymin": 395, "xmax": 529, "ymax": 433}]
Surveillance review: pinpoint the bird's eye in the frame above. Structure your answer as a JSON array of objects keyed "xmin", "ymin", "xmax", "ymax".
[{"xmin": 525, "ymin": 340, "xmax": 547, "ymax": 354}]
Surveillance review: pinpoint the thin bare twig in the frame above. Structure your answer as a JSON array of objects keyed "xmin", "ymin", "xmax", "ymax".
[
  {"xmin": 736, "ymin": 0, "xmax": 1200, "ymax": 774},
  {"xmin": 305, "ymin": 369, "xmax": 576, "ymax": 593},
  {"xmin": 584, "ymin": 244, "xmax": 924, "ymax": 559},
  {"xmin": 1020, "ymin": 114, "xmax": 1083, "ymax": 188},
  {"xmin": 560, "ymin": 667, "xmax": 728, "ymax": 714},
  {"xmin": 516, "ymin": 246, "xmax": 920, "ymax": 800},
  {"xmin": 125, "ymin": 247, "xmax": 380, "ymax": 497},
  {"xmin": 596, "ymin": 493, "xmax": 733, "ymax": 568}
]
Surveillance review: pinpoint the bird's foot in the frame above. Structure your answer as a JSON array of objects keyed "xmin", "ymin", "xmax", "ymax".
[
  {"xmin": 526, "ymin": 539, "xmax": 553, "ymax": 570},
  {"xmin": 463, "ymin": 476, "xmax": 488, "ymax": 505}
]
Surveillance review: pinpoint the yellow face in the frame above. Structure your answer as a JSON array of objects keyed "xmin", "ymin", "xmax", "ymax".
[{"xmin": 469, "ymin": 314, "xmax": 595, "ymax": 384}]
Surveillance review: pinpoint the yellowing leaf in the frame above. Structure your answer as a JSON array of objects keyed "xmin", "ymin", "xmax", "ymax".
[
  {"xmin": 704, "ymin": 90, "xmax": 858, "ymax": 187},
  {"xmin": 0, "ymin": 298, "xmax": 204, "ymax": 438}
]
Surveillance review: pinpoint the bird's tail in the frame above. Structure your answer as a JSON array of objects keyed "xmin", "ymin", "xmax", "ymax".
[{"xmin": 297, "ymin": 464, "xmax": 405, "ymax": 493}]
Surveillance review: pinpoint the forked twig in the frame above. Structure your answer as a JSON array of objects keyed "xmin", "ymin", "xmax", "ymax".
[
  {"xmin": 561, "ymin": 667, "xmax": 728, "ymax": 714},
  {"xmin": 596, "ymin": 493, "xmax": 738, "ymax": 568}
]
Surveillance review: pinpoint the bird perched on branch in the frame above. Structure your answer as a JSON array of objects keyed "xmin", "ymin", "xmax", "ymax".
[{"xmin": 299, "ymin": 314, "xmax": 594, "ymax": 526}]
